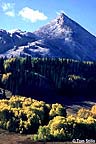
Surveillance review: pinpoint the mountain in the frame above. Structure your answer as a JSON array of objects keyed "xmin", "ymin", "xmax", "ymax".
[
  {"xmin": 0, "ymin": 13, "xmax": 96, "ymax": 61},
  {"xmin": 0, "ymin": 30, "xmax": 14, "ymax": 53},
  {"xmin": 34, "ymin": 13, "xmax": 96, "ymax": 60}
]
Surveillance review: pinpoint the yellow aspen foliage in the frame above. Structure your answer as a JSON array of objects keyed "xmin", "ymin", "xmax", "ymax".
[{"xmin": 91, "ymin": 105, "xmax": 96, "ymax": 114}]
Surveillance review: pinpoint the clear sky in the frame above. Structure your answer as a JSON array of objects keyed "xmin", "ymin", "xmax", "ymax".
[{"xmin": 0, "ymin": 0, "xmax": 96, "ymax": 36}]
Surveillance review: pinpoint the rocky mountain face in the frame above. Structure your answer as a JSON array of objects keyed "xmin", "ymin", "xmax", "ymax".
[
  {"xmin": 0, "ymin": 13, "xmax": 96, "ymax": 61},
  {"xmin": 0, "ymin": 30, "xmax": 14, "ymax": 53}
]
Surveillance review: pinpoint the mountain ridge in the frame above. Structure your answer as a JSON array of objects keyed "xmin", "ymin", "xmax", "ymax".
[{"xmin": 0, "ymin": 13, "xmax": 96, "ymax": 61}]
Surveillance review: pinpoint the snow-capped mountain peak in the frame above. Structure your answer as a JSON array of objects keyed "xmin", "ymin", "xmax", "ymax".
[
  {"xmin": 0, "ymin": 13, "xmax": 96, "ymax": 61},
  {"xmin": 8, "ymin": 29, "xmax": 22, "ymax": 34},
  {"xmin": 56, "ymin": 13, "xmax": 65, "ymax": 27}
]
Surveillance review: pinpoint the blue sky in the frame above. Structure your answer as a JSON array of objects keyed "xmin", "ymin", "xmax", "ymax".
[{"xmin": 0, "ymin": 0, "xmax": 96, "ymax": 36}]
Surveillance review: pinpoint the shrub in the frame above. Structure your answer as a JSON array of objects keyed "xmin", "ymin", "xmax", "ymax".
[
  {"xmin": 49, "ymin": 103, "xmax": 67, "ymax": 119},
  {"xmin": 33, "ymin": 126, "xmax": 52, "ymax": 141}
]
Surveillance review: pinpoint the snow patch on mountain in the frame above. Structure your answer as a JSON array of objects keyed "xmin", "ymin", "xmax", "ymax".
[{"xmin": 0, "ymin": 13, "xmax": 96, "ymax": 61}]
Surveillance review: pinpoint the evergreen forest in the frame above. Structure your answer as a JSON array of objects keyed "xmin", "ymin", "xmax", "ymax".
[{"xmin": 0, "ymin": 57, "xmax": 96, "ymax": 142}]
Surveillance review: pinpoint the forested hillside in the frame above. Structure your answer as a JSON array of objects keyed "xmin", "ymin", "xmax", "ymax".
[
  {"xmin": 0, "ymin": 57, "xmax": 96, "ymax": 141},
  {"xmin": 0, "ymin": 57, "xmax": 96, "ymax": 100}
]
